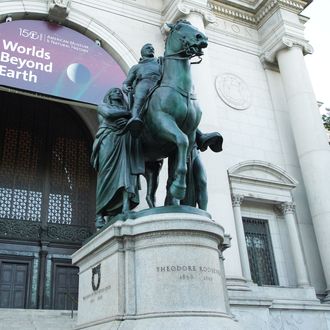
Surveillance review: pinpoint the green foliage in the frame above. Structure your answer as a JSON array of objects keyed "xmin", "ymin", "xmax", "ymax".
[{"xmin": 322, "ymin": 114, "xmax": 330, "ymax": 131}]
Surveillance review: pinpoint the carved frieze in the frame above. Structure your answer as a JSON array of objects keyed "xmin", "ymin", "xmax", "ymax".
[
  {"xmin": 0, "ymin": 219, "xmax": 40, "ymax": 240},
  {"xmin": 0, "ymin": 219, "xmax": 91, "ymax": 243}
]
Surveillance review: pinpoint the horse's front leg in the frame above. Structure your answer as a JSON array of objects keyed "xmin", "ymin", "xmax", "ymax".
[{"xmin": 153, "ymin": 112, "xmax": 188, "ymax": 200}]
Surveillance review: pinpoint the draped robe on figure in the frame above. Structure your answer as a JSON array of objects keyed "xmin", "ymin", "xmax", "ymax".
[{"xmin": 90, "ymin": 103, "xmax": 144, "ymax": 217}]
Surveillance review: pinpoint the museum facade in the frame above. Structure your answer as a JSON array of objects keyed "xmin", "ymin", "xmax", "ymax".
[{"xmin": 1, "ymin": 0, "xmax": 330, "ymax": 328}]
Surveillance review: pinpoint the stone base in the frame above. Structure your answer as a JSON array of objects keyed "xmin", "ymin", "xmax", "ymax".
[{"xmin": 72, "ymin": 207, "xmax": 241, "ymax": 330}]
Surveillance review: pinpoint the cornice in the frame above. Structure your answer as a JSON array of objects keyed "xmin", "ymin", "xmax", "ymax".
[{"xmin": 208, "ymin": 0, "xmax": 309, "ymax": 27}]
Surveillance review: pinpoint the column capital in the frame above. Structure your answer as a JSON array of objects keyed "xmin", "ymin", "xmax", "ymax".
[
  {"xmin": 261, "ymin": 36, "xmax": 313, "ymax": 66},
  {"xmin": 231, "ymin": 194, "xmax": 244, "ymax": 207},
  {"xmin": 277, "ymin": 202, "xmax": 296, "ymax": 215},
  {"xmin": 162, "ymin": 0, "xmax": 215, "ymax": 31}
]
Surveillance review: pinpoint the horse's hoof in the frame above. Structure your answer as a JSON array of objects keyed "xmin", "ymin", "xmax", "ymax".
[
  {"xmin": 95, "ymin": 215, "xmax": 106, "ymax": 230},
  {"xmin": 170, "ymin": 182, "xmax": 186, "ymax": 200},
  {"xmin": 146, "ymin": 196, "xmax": 155, "ymax": 208}
]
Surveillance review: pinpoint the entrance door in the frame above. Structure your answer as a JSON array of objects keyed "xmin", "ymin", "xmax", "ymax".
[
  {"xmin": 53, "ymin": 265, "xmax": 79, "ymax": 310},
  {"xmin": 0, "ymin": 261, "xmax": 29, "ymax": 308}
]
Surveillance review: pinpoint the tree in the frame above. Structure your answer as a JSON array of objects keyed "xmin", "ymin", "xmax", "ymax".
[{"xmin": 322, "ymin": 112, "xmax": 330, "ymax": 131}]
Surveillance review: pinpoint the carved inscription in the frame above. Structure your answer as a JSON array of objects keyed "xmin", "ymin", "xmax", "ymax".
[
  {"xmin": 156, "ymin": 265, "xmax": 221, "ymax": 282},
  {"xmin": 82, "ymin": 285, "xmax": 112, "ymax": 302},
  {"xmin": 215, "ymin": 19, "xmax": 256, "ymax": 40}
]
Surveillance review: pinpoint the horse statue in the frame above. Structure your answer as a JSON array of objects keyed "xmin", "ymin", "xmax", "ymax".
[{"xmin": 140, "ymin": 20, "xmax": 208, "ymax": 207}]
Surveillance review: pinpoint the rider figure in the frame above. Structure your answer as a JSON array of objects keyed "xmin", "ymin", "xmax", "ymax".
[{"xmin": 122, "ymin": 43, "xmax": 161, "ymax": 137}]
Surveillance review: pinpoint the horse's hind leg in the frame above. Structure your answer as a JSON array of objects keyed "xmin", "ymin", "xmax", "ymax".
[
  {"xmin": 144, "ymin": 160, "xmax": 163, "ymax": 208},
  {"xmin": 165, "ymin": 153, "xmax": 179, "ymax": 206},
  {"xmin": 152, "ymin": 112, "xmax": 188, "ymax": 200}
]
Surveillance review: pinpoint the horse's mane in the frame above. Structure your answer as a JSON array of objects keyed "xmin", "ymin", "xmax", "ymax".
[{"xmin": 164, "ymin": 19, "xmax": 192, "ymax": 48}]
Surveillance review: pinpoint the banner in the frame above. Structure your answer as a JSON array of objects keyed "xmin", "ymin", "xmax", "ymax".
[{"xmin": 0, "ymin": 20, "xmax": 126, "ymax": 105}]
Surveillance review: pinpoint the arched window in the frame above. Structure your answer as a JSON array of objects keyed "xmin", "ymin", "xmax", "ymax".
[{"xmin": 0, "ymin": 91, "xmax": 95, "ymax": 243}]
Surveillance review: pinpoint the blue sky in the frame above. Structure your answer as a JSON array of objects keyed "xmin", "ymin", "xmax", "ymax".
[{"xmin": 302, "ymin": 0, "xmax": 330, "ymax": 111}]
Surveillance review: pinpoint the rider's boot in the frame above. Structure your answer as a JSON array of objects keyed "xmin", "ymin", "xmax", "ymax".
[
  {"xmin": 196, "ymin": 131, "xmax": 223, "ymax": 153},
  {"xmin": 125, "ymin": 99, "xmax": 145, "ymax": 138}
]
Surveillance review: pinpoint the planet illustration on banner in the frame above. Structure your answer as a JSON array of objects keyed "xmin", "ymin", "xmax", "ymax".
[{"xmin": 66, "ymin": 63, "xmax": 91, "ymax": 84}]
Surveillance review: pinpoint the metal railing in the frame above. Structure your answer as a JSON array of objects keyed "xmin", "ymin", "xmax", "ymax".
[{"xmin": 65, "ymin": 292, "xmax": 78, "ymax": 318}]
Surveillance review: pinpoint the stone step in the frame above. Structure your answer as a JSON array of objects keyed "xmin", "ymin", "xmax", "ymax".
[{"xmin": 0, "ymin": 309, "xmax": 77, "ymax": 330}]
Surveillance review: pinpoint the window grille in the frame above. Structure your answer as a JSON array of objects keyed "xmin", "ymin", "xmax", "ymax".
[
  {"xmin": 0, "ymin": 92, "xmax": 95, "ymax": 242},
  {"xmin": 242, "ymin": 217, "xmax": 278, "ymax": 286}
]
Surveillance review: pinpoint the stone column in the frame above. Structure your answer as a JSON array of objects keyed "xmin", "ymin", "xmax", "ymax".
[
  {"xmin": 275, "ymin": 41, "xmax": 330, "ymax": 295},
  {"xmin": 231, "ymin": 194, "xmax": 252, "ymax": 282},
  {"xmin": 279, "ymin": 202, "xmax": 309, "ymax": 288}
]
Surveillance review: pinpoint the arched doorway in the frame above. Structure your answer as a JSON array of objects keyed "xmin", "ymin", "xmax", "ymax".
[{"xmin": 0, "ymin": 91, "xmax": 96, "ymax": 309}]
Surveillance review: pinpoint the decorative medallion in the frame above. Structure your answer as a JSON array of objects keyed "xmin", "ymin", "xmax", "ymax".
[
  {"xmin": 91, "ymin": 264, "xmax": 101, "ymax": 291},
  {"xmin": 215, "ymin": 73, "xmax": 251, "ymax": 110}
]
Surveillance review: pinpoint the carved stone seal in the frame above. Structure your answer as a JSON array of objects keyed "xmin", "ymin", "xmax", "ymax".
[
  {"xmin": 215, "ymin": 73, "xmax": 251, "ymax": 110},
  {"xmin": 91, "ymin": 264, "xmax": 101, "ymax": 291}
]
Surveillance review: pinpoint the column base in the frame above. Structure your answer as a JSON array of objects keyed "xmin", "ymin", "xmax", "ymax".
[
  {"xmin": 226, "ymin": 276, "xmax": 252, "ymax": 291},
  {"xmin": 322, "ymin": 290, "xmax": 330, "ymax": 303}
]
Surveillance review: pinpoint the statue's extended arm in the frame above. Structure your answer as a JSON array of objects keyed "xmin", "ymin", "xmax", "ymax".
[
  {"xmin": 97, "ymin": 103, "xmax": 131, "ymax": 120},
  {"xmin": 122, "ymin": 65, "xmax": 138, "ymax": 93}
]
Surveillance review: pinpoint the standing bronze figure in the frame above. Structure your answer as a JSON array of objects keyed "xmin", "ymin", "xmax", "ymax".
[{"xmin": 90, "ymin": 88, "xmax": 144, "ymax": 229}]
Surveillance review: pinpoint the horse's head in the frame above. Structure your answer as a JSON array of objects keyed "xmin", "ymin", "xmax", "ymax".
[{"xmin": 165, "ymin": 20, "xmax": 208, "ymax": 58}]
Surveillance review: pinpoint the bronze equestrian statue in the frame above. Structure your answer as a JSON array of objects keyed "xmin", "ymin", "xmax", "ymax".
[{"xmin": 92, "ymin": 20, "xmax": 223, "ymax": 228}]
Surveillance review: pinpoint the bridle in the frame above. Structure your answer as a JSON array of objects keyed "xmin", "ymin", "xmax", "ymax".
[{"xmin": 164, "ymin": 26, "xmax": 206, "ymax": 64}]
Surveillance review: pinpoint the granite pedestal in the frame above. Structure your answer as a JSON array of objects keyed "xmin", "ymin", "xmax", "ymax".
[{"xmin": 72, "ymin": 207, "xmax": 241, "ymax": 329}]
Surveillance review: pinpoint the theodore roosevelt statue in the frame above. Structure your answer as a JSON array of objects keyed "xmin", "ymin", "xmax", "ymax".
[{"xmin": 122, "ymin": 43, "xmax": 161, "ymax": 137}]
